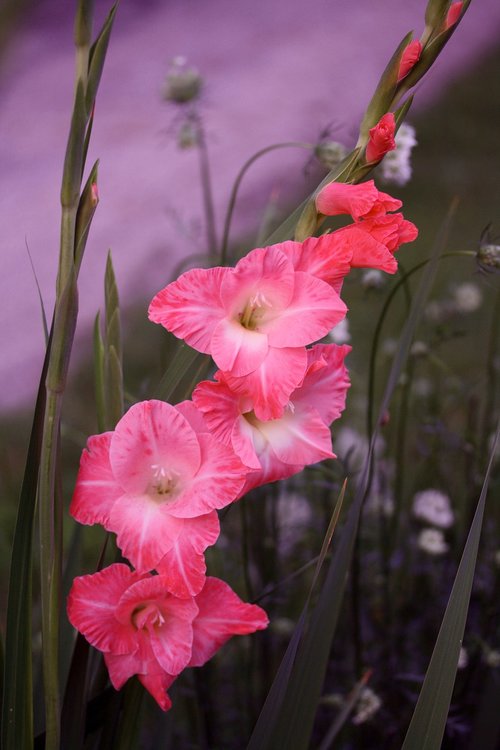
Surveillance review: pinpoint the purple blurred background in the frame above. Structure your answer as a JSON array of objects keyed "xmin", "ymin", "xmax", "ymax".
[{"xmin": 1, "ymin": 0, "xmax": 499, "ymax": 411}]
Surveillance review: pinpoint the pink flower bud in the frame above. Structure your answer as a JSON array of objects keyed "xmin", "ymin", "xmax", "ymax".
[
  {"xmin": 365, "ymin": 113, "xmax": 396, "ymax": 164},
  {"xmin": 398, "ymin": 40, "xmax": 422, "ymax": 81},
  {"xmin": 91, "ymin": 182, "xmax": 99, "ymax": 207},
  {"xmin": 444, "ymin": 1, "xmax": 463, "ymax": 29}
]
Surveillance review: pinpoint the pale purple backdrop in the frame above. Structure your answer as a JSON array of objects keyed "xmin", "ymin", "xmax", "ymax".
[{"xmin": 1, "ymin": 0, "xmax": 499, "ymax": 411}]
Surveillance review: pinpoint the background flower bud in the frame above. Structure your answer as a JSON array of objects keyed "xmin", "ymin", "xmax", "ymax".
[
  {"xmin": 163, "ymin": 56, "xmax": 202, "ymax": 104},
  {"xmin": 314, "ymin": 141, "xmax": 348, "ymax": 171}
]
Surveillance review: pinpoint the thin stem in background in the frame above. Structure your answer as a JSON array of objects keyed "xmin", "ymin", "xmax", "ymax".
[
  {"xmin": 196, "ymin": 117, "xmax": 218, "ymax": 260},
  {"xmin": 219, "ymin": 141, "xmax": 314, "ymax": 264}
]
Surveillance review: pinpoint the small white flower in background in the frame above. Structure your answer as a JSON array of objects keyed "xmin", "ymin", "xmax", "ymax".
[
  {"xmin": 484, "ymin": 649, "xmax": 500, "ymax": 668},
  {"xmin": 335, "ymin": 427, "xmax": 385, "ymax": 472},
  {"xmin": 412, "ymin": 489, "xmax": 454, "ymax": 529},
  {"xmin": 413, "ymin": 377, "xmax": 433, "ymax": 397},
  {"xmin": 417, "ymin": 528, "xmax": 449, "ymax": 556},
  {"xmin": 328, "ymin": 317, "xmax": 351, "ymax": 344},
  {"xmin": 452, "ymin": 282, "xmax": 482, "ymax": 313},
  {"xmin": 379, "ymin": 123, "xmax": 417, "ymax": 186},
  {"xmin": 410, "ymin": 340, "xmax": 429, "ymax": 358},
  {"xmin": 361, "ymin": 269, "xmax": 385, "ymax": 290},
  {"xmin": 352, "ymin": 687, "xmax": 382, "ymax": 725},
  {"xmin": 458, "ymin": 647, "xmax": 468, "ymax": 670}
]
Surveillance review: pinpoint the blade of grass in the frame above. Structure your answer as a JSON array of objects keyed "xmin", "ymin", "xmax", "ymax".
[
  {"xmin": 1, "ymin": 323, "xmax": 53, "ymax": 750},
  {"xmin": 317, "ymin": 670, "xmax": 372, "ymax": 750},
  {"xmin": 248, "ymin": 206, "xmax": 453, "ymax": 750},
  {"xmin": 246, "ymin": 481, "xmax": 346, "ymax": 750},
  {"xmin": 401, "ymin": 423, "xmax": 499, "ymax": 750}
]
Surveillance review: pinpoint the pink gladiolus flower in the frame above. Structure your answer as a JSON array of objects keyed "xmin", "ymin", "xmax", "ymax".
[
  {"xmin": 398, "ymin": 39, "xmax": 422, "ymax": 80},
  {"xmin": 278, "ymin": 213, "xmax": 417, "ymax": 292},
  {"xmin": 67, "ymin": 564, "xmax": 198, "ymax": 710},
  {"xmin": 70, "ymin": 400, "xmax": 247, "ymax": 594},
  {"xmin": 315, "ymin": 180, "xmax": 401, "ymax": 221},
  {"xmin": 445, "ymin": 1, "xmax": 463, "ymax": 28},
  {"xmin": 148, "ymin": 245, "xmax": 347, "ymax": 412},
  {"xmin": 193, "ymin": 343, "xmax": 350, "ymax": 494},
  {"xmin": 67, "ymin": 565, "xmax": 268, "ymax": 710},
  {"xmin": 365, "ymin": 113, "xmax": 396, "ymax": 164}
]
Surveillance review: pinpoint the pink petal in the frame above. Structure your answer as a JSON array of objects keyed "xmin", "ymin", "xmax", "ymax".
[
  {"xmin": 168, "ymin": 433, "xmax": 248, "ymax": 518},
  {"xmin": 156, "ymin": 512, "xmax": 221, "ymax": 598},
  {"xmin": 148, "ymin": 266, "xmax": 229, "ymax": 353},
  {"xmin": 67, "ymin": 564, "xmax": 144, "ymax": 655},
  {"xmin": 334, "ymin": 224, "xmax": 397, "ymax": 274},
  {"xmin": 264, "ymin": 272, "xmax": 347, "ymax": 347},
  {"xmin": 231, "ymin": 416, "xmax": 262, "ymax": 470},
  {"xmin": 190, "ymin": 577, "xmax": 268, "ymax": 667},
  {"xmin": 316, "ymin": 180, "xmax": 401, "ymax": 220},
  {"xmin": 219, "ymin": 245, "xmax": 294, "ymax": 316},
  {"xmin": 255, "ymin": 405, "xmax": 334, "ymax": 466},
  {"xmin": 175, "ymin": 399, "xmax": 211, "ymax": 434},
  {"xmin": 211, "ymin": 317, "xmax": 269, "ymax": 376},
  {"xmin": 292, "ymin": 344, "xmax": 351, "ymax": 424},
  {"xmin": 109, "ymin": 494, "xmax": 184, "ymax": 572},
  {"xmin": 105, "ymin": 646, "xmax": 176, "ymax": 711},
  {"xmin": 279, "ymin": 236, "xmax": 353, "ymax": 293},
  {"xmin": 70, "ymin": 432, "xmax": 123, "ymax": 527},
  {"xmin": 138, "ymin": 671, "xmax": 175, "ymax": 712},
  {"xmin": 222, "ymin": 346, "xmax": 308, "ymax": 421},
  {"xmin": 109, "ymin": 400, "xmax": 201, "ymax": 496},
  {"xmin": 192, "ymin": 376, "xmax": 244, "ymax": 447},
  {"xmin": 192, "ymin": 375, "xmax": 260, "ymax": 469}
]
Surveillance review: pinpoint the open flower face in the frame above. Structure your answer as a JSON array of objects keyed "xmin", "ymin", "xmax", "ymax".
[
  {"xmin": 193, "ymin": 344, "xmax": 350, "ymax": 494},
  {"xmin": 67, "ymin": 564, "xmax": 198, "ymax": 710},
  {"xmin": 149, "ymin": 244, "xmax": 346, "ymax": 411},
  {"xmin": 67, "ymin": 565, "xmax": 269, "ymax": 711},
  {"xmin": 70, "ymin": 400, "xmax": 247, "ymax": 582}
]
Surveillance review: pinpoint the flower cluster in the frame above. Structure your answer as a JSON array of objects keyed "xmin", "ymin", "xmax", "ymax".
[{"xmin": 68, "ymin": 180, "xmax": 417, "ymax": 711}]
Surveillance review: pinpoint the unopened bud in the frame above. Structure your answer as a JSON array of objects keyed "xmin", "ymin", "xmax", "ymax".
[
  {"xmin": 163, "ymin": 57, "xmax": 202, "ymax": 104},
  {"xmin": 91, "ymin": 182, "xmax": 99, "ymax": 207},
  {"xmin": 444, "ymin": 1, "xmax": 464, "ymax": 30},
  {"xmin": 314, "ymin": 141, "xmax": 347, "ymax": 171}
]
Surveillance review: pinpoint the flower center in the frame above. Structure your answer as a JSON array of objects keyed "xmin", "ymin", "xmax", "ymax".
[
  {"xmin": 239, "ymin": 291, "xmax": 272, "ymax": 330},
  {"xmin": 149, "ymin": 464, "xmax": 180, "ymax": 502},
  {"xmin": 132, "ymin": 602, "xmax": 165, "ymax": 631}
]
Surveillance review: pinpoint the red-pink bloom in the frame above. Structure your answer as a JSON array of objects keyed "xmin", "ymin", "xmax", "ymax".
[
  {"xmin": 365, "ymin": 113, "xmax": 396, "ymax": 163},
  {"xmin": 148, "ymin": 245, "xmax": 346, "ymax": 412},
  {"xmin": 398, "ymin": 39, "xmax": 422, "ymax": 80},
  {"xmin": 67, "ymin": 564, "xmax": 197, "ymax": 710},
  {"xmin": 67, "ymin": 565, "xmax": 268, "ymax": 710},
  {"xmin": 444, "ymin": 1, "xmax": 463, "ymax": 28},
  {"xmin": 193, "ymin": 343, "xmax": 350, "ymax": 494},
  {"xmin": 278, "ymin": 213, "xmax": 417, "ymax": 292},
  {"xmin": 315, "ymin": 180, "xmax": 401, "ymax": 221},
  {"xmin": 70, "ymin": 400, "xmax": 247, "ymax": 594}
]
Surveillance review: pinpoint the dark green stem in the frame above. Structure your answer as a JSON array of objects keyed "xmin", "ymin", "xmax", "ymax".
[{"xmin": 220, "ymin": 141, "xmax": 313, "ymax": 264}]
